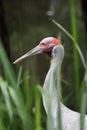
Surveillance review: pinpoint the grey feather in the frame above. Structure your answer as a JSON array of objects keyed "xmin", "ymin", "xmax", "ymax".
[{"xmin": 42, "ymin": 45, "xmax": 87, "ymax": 130}]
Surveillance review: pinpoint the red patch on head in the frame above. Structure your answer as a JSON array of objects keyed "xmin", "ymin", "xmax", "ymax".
[{"xmin": 52, "ymin": 38, "xmax": 60, "ymax": 45}]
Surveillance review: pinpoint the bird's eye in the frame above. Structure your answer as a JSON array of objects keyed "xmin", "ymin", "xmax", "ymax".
[
  {"xmin": 40, "ymin": 42, "xmax": 46, "ymax": 47},
  {"xmin": 41, "ymin": 42, "xmax": 46, "ymax": 46}
]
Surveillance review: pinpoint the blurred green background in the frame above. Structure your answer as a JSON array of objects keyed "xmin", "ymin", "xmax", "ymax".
[{"xmin": 0, "ymin": 0, "xmax": 87, "ymax": 130}]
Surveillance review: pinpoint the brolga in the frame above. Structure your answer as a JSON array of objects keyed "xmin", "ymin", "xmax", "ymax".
[{"xmin": 14, "ymin": 37, "xmax": 87, "ymax": 130}]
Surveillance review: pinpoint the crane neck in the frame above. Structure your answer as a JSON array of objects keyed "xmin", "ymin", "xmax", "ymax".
[
  {"xmin": 44, "ymin": 44, "xmax": 64, "ymax": 90},
  {"xmin": 43, "ymin": 45, "xmax": 64, "ymax": 114}
]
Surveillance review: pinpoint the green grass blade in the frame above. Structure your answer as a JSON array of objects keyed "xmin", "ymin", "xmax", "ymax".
[
  {"xmin": 80, "ymin": 68, "xmax": 87, "ymax": 130},
  {"xmin": 35, "ymin": 85, "xmax": 42, "ymax": 130},
  {"xmin": 69, "ymin": 0, "xmax": 80, "ymax": 107},
  {"xmin": 17, "ymin": 66, "xmax": 23, "ymax": 87},
  {"xmin": 0, "ymin": 77, "xmax": 13, "ymax": 120},
  {"xmin": 22, "ymin": 68, "xmax": 30, "ymax": 100},
  {"xmin": 52, "ymin": 20, "xmax": 86, "ymax": 69},
  {"xmin": 0, "ymin": 118, "xmax": 6, "ymax": 130},
  {"xmin": 0, "ymin": 42, "xmax": 16, "ymax": 87},
  {"xmin": 57, "ymin": 50, "xmax": 62, "ymax": 130},
  {"xmin": 8, "ymin": 87, "xmax": 32, "ymax": 130},
  {"xmin": 80, "ymin": 91, "xmax": 87, "ymax": 130}
]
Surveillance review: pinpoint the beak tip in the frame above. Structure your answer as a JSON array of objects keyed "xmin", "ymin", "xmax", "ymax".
[
  {"xmin": 13, "ymin": 60, "xmax": 19, "ymax": 64},
  {"xmin": 13, "ymin": 61, "xmax": 16, "ymax": 64}
]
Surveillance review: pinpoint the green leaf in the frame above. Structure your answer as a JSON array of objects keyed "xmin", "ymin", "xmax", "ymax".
[
  {"xmin": 0, "ymin": 41, "xmax": 16, "ymax": 87},
  {"xmin": 52, "ymin": 19, "xmax": 86, "ymax": 69},
  {"xmin": 0, "ymin": 77, "xmax": 13, "ymax": 120}
]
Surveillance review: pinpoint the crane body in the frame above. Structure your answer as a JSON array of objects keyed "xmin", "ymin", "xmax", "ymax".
[
  {"xmin": 14, "ymin": 37, "xmax": 87, "ymax": 130},
  {"xmin": 43, "ymin": 45, "xmax": 87, "ymax": 130}
]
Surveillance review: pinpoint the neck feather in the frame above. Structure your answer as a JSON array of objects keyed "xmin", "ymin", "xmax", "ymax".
[
  {"xmin": 42, "ymin": 45, "xmax": 64, "ymax": 114},
  {"xmin": 43, "ymin": 58, "xmax": 58, "ymax": 113}
]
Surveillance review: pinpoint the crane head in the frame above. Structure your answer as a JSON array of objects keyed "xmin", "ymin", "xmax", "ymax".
[{"xmin": 13, "ymin": 37, "xmax": 60, "ymax": 64}]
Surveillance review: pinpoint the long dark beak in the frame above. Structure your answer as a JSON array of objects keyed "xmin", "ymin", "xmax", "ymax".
[{"xmin": 13, "ymin": 45, "xmax": 42, "ymax": 64}]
